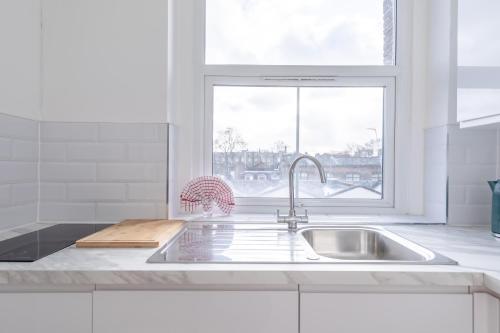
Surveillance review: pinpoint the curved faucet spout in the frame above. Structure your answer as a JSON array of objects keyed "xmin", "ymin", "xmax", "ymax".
[{"xmin": 288, "ymin": 154, "xmax": 327, "ymax": 217}]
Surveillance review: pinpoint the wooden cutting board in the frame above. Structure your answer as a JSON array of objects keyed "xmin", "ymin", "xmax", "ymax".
[{"xmin": 75, "ymin": 219, "xmax": 185, "ymax": 248}]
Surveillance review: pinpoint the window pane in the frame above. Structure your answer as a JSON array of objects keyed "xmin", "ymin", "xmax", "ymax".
[
  {"xmin": 212, "ymin": 85, "xmax": 385, "ymax": 200},
  {"xmin": 213, "ymin": 86, "xmax": 296, "ymax": 197},
  {"xmin": 299, "ymin": 87, "xmax": 384, "ymax": 199},
  {"xmin": 206, "ymin": 0, "xmax": 395, "ymax": 65}
]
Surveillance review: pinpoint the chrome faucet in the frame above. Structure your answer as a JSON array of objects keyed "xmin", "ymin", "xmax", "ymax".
[{"xmin": 277, "ymin": 154, "xmax": 327, "ymax": 231}]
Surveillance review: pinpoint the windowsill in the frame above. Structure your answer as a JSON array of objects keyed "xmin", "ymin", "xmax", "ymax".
[{"xmin": 182, "ymin": 213, "xmax": 445, "ymax": 225}]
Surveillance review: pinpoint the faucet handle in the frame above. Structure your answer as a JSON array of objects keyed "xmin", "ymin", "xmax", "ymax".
[{"xmin": 305, "ymin": 209, "xmax": 308, "ymax": 217}]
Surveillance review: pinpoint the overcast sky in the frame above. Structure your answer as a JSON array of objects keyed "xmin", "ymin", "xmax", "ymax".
[
  {"xmin": 213, "ymin": 86, "xmax": 383, "ymax": 154},
  {"xmin": 208, "ymin": 0, "xmax": 387, "ymax": 154},
  {"xmin": 206, "ymin": 0, "xmax": 388, "ymax": 65}
]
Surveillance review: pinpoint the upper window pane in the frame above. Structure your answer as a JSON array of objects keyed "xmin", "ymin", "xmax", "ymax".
[{"xmin": 206, "ymin": 0, "xmax": 395, "ymax": 65}]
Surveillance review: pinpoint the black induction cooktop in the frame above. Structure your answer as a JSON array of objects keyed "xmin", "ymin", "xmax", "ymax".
[{"xmin": 0, "ymin": 224, "xmax": 110, "ymax": 262}]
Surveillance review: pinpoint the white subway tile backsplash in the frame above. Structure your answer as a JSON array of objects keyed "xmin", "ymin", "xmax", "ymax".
[
  {"xmin": 40, "ymin": 143, "xmax": 66, "ymax": 161},
  {"xmin": 465, "ymin": 146, "xmax": 497, "ymax": 165},
  {"xmin": 40, "ymin": 163, "xmax": 97, "ymax": 182},
  {"xmin": 0, "ymin": 113, "xmax": 39, "ymax": 228},
  {"xmin": 98, "ymin": 123, "xmax": 162, "ymax": 142},
  {"xmin": 466, "ymin": 186, "xmax": 492, "ymax": 205},
  {"xmin": 127, "ymin": 143, "xmax": 167, "ymax": 162},
  {"xmin": 424, "ymin": 165, "xmax": 447, "ymax": 204},
  {"xmin": 40, "ymin": 183, "xmax": 67, "ymax": 202},
  {"xmin": 0, "ymin": 204, "xmax": 37, "ymax": 229},
  {"xmin": 0, "ymin": 138, "xmax": 11, "ymax": 160},
  {"xmin": 0, "ymin": 115, "xmax": 168, "ymax": 225},
  {"xmin": 11, "ymin": 183, "xmax": 38, "ymax": 205},
  {"xmin": 97, "ymin": 163, "xmax": 162, "ymax": 182},
  {"xmin": 424, "ymin": 126, "xmax": 448, "ymax": 222},
  {"xmin": 447, "ymin": 145, "xmax": 466, "ymax": 165},
  {"xmin": 38, "ymin": 122, "xmax": 168, "ymax": 222},
  {"xmin": 0, "ymin": 185, "xmax": 10, "ymax": 207},
  {"xmin": 159, "ymin": 126, "xmax": 169, "ymax": 142},
  {"xmin": 67, "ymin": 183, "xmax": 126, "ymax": 202},
  {"xmin": 448, "ymin": 165, "xmax": 496, "ymax": 185},
  {"xmin": 0, "ymin": 162, "xmax": 37, "ymax": 184},
  {"xmin": 128, "ymin": 183, "xmax": 166, "ymax": 201},
  {"xmin": 448, "ymin": 185, "xmax": 466, "ymax": 205},
  {"xmin": 0, "ymin": 114, "xmax": 38, "ymax": 140},
  {"xmin": 448, "ymin": 204, "xmax": 491, "ymax": 226},
  {"xmin": 445, "ymin": 124, "xmax": 497, "ymax": 226},
  {"xmin": 66, "ymin": 143, "xmax": 127, "ymax": 162},
  {"xmin": 41, "ymin": 122, "xmax": 98, "ymax": 142},
  {"xmin": 11, "ymin": 140, "xmax": 38, "ymax": 162}
]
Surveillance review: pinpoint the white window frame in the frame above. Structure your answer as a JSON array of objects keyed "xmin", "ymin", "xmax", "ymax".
[
  {"xmin": 204, "ymin": 76, "xmax": 395, "ymax": 211},
  {"xmin": 168, "ymin": 0, "xmax": 415, "ymax": 216}
]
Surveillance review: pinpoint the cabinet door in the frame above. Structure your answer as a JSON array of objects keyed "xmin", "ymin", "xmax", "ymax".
[
  {"xmin": 301, "ymin": 293, "xmax": 472, "ymax": 333},
  {"xmin": 93, "ymin": 290, "xmax": 298, "ymax": 333},
  {"xmin": 0, "ymin": 292, "xmax": 92, "ymax": 333},
  {"xmin": 474, "ymin": 293, "xmax": 500, "ymax": 333}
]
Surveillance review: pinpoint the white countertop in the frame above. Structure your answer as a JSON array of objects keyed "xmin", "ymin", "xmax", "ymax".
[{"xmin": 0, "ymin": 222, "xmax": 498, "ymax": 293}]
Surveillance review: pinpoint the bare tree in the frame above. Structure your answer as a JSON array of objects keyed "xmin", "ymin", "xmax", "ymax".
[
  {"xmin": 214, "ymin": 128, "xmax": 247, "ymax": 178},
  {"xmin": 273, "ymin": 140, "xmax": 287, "ymax": 153},
  {"xmin": 346, "ymin": 143, "xmax": 362, "ymax": 156}
]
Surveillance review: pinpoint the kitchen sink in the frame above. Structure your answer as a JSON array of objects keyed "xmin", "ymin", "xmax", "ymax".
[
  {"xmin": 147, "ymin": 224, "xmax": 456, "ymax": 265},
  {"xmin": 300, "ymin": 226, "xmax": 456, "ymax": 264}
]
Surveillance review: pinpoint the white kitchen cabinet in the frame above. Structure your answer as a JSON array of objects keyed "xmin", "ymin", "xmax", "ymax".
[
  {"xmin": 474, "ymin": 293, "xmax": 500, "ymax": 333},
  {"xmin": 93, "ymin": 290, "xmax": 298, "ymax": 333},
  {"xmin": 301, "ymin": 293, "xmax": 472, "ymax": 333},
  {"xmin": 0, "ymin": 292, "xmax": 92, "ymax": 333}
]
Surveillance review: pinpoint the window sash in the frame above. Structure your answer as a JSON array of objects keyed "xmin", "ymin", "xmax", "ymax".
[
  {"xmin": 204, "ymin": 76, "xmax": 395, "ymax": 211},
  {"xmin": 204, "ymin": 0, "xmax": 397, "ymax": 66}
]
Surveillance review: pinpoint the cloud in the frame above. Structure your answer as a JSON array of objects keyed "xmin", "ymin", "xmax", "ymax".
[
  {"xmin": 206, "ymin": 0, "xmax": 389, "ymax": 65},
  {"xmin": 213, "ymin": 86, "xmax": 383, "ymax": 154}
]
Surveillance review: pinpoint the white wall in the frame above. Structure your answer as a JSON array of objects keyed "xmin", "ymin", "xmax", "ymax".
[
  {"xmin": 425, "ymin": 0, "xmax": 457, "ymax": 128},
  {"xmin": 0, "ymin": 0, "xmax": 41, "ymax": 120},
  {"xmin": 41, "ymin": 0, "xmax": 168, "ymax": 123}
]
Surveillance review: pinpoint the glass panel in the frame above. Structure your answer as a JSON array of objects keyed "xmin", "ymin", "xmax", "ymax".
[
  {"xmin": 212, "ymin": 85, "xmax": 385, "ymax": 200},
  {"xmin": 206, "ymin": 0, "xmax": 395, "ymax": 65},
  {"xmin": 458, "ymin": 0, "xmax": 500, "ymax": 66},
  {"xmin": 299, "ymin": 87, "xmax": 384, "ymax": 199},
  {"xmin": 212, "ymin": 86, "xmax": 296, "ymax": 197}
]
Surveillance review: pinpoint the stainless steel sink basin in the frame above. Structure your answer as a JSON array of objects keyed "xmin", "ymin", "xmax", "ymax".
[
  {"xmin": 147, "ymin": 224, "xmax": 456, "ymax": 265},
  {"xmin": 300, "ymin": 227, "xmax": 455, "ymax": 264}
]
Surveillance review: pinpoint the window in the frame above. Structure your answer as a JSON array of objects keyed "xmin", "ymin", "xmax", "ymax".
[
  {"xmin": 206, "ymin": 0, "xmax": 395, "ymax": 65},
  {"xmin": 202, "ymin": 0, "xmax": 398, "ymax": 210},
  {"xmin": 209, "ymin": 79, "xmax": 390, "ymax": 201},
  {"xmin": 167, "ymin": 0, "xmax": 412, "ymax": 214}
]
